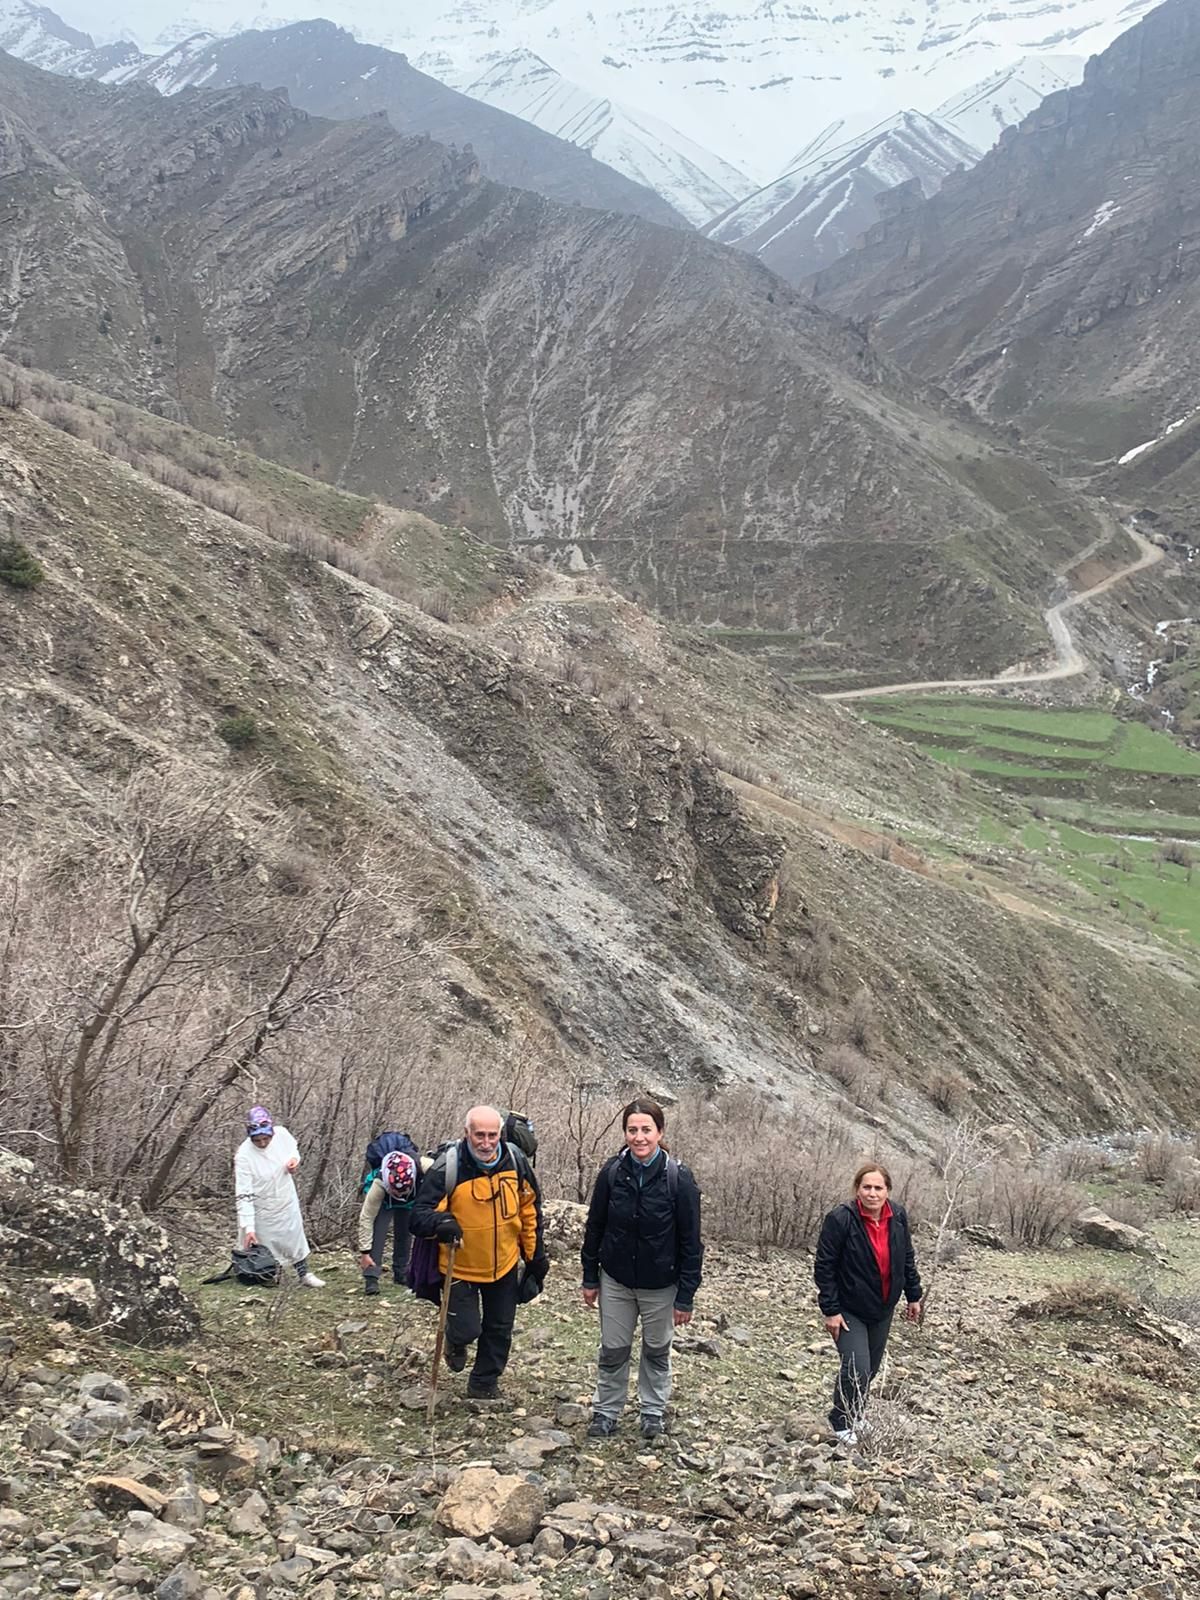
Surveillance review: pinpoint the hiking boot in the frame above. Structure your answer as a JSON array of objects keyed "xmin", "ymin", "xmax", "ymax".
[
  {"xmin": 445, "ymin": 1343, "xmax": 468, "ymax": 1373},
  {"xmin": 466, "ymin": 1379, "xmax": 501, "ymax": 1400},
  {"xmin": 832, "ymin": 1427, "xmax": 858, "ymax": 1446},
  {"xmin": 639, "ymin": 1415, "xmax": 665, "ymax": 1439},
  {"xmin": 363, "ymin": 1278, "xmax": 380, "ymax": 1297},
  {"xmin": 587, "ymin": 1415, "xmax": 617, "ymax": 1438},
  {"xmin": 299, "ymin": 1272, "xmax": 325, "ymax": 1289}
]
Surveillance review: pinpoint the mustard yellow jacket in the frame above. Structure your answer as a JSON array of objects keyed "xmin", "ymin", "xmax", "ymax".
[{"xmin": 411, "ymin": 1142, "xmax": 541, "ymax": 1284}]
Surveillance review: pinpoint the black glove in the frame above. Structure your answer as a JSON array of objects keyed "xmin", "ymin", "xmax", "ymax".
[
  {"xmin": 528, "ymin": 1251, "xmax": 550, "ymax": 1285},
  {"xmin": 435, "ymin": 1215, "xmax": 463, "ymax": 1244},
  {"xmin": 517, "ymin": 1265, "xmax": 543, "ymax": 1305}
]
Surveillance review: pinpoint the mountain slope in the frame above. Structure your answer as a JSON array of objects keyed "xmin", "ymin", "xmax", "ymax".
[
  {"xmin": 4, "ymin": 383, "xmax": 1199, "ymax": 1137},
  {"xmin": 0, "ymin": 44, "xmax": 1120, "ymax": 684},
  {"xmin": 461, "ymin": 48, "xmax": 751, "ymax": 227},
  {"xmin": 3, "ymin": 13, "xmax": 689, "ymax": 224},
  {"xmin": 811, "ymin": 0, "xmax": 1200, "ymax": 485},
  {"xmin": 708, "ymin": 111, "xmax": 981, "ymax": 285}
]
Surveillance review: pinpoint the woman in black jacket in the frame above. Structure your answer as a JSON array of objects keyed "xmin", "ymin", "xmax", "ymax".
[
  {"xmin": 580, "ymin": 1097, "xmax": 703, "ymax": 1441},
  {"xmin": 814, "ymin": 1162, "xmax": 923, "ymax": 1444}
]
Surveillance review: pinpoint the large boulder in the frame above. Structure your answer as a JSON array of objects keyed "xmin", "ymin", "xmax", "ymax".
[
  {"xmin": 435, "ymin": 1467, "xmax": 546, "ymax": 1548},
  {"xmin": 1071, "ymin": 1205, "xmax": 1156, "ymax": 1255},
  {"xmin": 0, "ymin": 1149, "xmax": 199, "ymax": 1345}
]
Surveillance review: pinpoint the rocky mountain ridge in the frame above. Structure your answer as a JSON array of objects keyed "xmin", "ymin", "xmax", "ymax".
[
  {"xmin": 2, "ymin": 0, "xmax": 1149, "ymax": 224},
  {"xmin": 0, "ymin": 6, "xmax": 687, "ymax": 223},
  {"xmin": 707, "ymin": 110, "xmax": 982, "ymax": 285},
  {"xmin": 812, "ymin": 0, "xmax": 1200, "ymax": 486}
]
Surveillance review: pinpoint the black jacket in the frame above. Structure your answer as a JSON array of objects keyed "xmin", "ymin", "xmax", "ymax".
[
  {"xmin": 814, "ymin": 1201, "xmax": 922, "ymax": 1324},
  {"xmin": 581, "ymin": 1149, "xmax": 703, "ymax": 1310}
]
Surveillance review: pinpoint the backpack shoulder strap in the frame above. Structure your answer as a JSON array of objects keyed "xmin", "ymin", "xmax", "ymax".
[
  {"xmin": 444, "ymin": 1143, "xmax": 458, "ymax": 1199},
  {"xmin": 506, "ymin": 1143, "xmax": 539, "ymax": 1195},
  {"xmin": 201, "ymin": 1263, "xmax": 235, "ymax": 1285},
  {"xmin": 665, "ymin": 1155, "xmax": 680, "ymax": 1200}
]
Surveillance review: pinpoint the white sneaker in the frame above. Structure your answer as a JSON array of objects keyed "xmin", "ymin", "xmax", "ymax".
[
  {"xmin": 299, "ymin": 1272, "xmax": 325, "ymax": 1289},
  {"xmin": 833, "ymin": 1428, "xmax": 858, "ymax": 1446}
]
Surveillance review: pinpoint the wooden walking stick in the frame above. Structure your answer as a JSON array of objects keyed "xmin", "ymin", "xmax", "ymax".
[{"xmin": 428, "ymin": 1240, "xmax": 458, "ymax": 1423}]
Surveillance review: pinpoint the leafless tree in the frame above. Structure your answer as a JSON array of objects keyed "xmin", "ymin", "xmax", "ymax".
[{"xmin": 0, "ymin": 767, "xmax": 439, "ymax": 1209}]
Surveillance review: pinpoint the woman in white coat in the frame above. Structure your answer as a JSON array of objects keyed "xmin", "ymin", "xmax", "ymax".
[{"xmin": 234, "ymin": 1106, "xmax": 323, "ymax": 1287}]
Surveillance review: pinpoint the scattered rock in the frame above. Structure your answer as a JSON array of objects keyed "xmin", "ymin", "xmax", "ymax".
[
  {"xmin": 0, "ymin": 1150, "xmax": 198, "ymax": 1345},
  {"xmin": 118, "ymin": 1511, "xmax": 196, "ymax": 1562},
  {"xmin": 436, "ymin": 1467, "xmax": 546, "ymax": 1547},
  {"xmin": 88, "ymin": 1477, "xmax": 169, "ymax": 1516},
  {"xmin": 1071, "ymin": 1206, "xmax": 1155, "ymax": 1253}
]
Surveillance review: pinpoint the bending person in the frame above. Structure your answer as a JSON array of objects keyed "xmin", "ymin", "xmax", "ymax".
[
  {"xmin": 410, "ymin": 1104, "xmax": 547, "ymax": 1399},
  {"xmin": 814, "ymin": 1162, "xmax": 922, "ymax": 1445},
  {"xmin": 580, "ymin": 1096, "xmax": 703, "ymax": 1440},
  {"xmin": 234, "ymin": 1106, "xmax": 324, "ymax": 1288}
]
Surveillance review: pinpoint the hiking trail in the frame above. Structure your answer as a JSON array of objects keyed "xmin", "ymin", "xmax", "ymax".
[{"xmin": 820, "ymin": 523, "xmax": 1163, "ymax": 702}]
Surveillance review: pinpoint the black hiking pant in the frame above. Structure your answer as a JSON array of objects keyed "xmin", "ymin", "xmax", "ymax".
[
  {"xmin": 830, "ymin": 1309, "xmax": 894, "ymax": 1432},
  {"xmin": 363, "ymin": 1205, "xmax": 412, "ymax": 1285},
  {"xmin": 447, "ymin": 1265, "xmax": 520, "ymax": 1386}
]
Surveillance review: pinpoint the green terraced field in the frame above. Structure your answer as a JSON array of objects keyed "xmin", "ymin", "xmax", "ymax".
[
  {"xmin": 857, "ymin": 695, "xmax": 1200, "ymax": 945},
  {"xmin": 863, "ymin": 697, "xmax": 1200, "ymax": 797}
]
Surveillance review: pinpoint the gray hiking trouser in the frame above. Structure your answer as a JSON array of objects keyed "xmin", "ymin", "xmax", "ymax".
[
  {"xmin": 593, "ymin": 1269, "xmax": 677, "ymax": 1422},
  {"xmin": 830, "ymin": 1309, "xmax": 894, "ymax": 1431}
]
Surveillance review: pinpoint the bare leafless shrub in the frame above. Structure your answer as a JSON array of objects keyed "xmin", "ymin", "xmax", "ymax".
[
  {"xmin": 797, "ymin": 918, "xmax": 836, "ymax": 996},
  {"xmin": 927, "ymin": 1068, "xmax": 969, "ymax": 1116},
  {"xmin": 45, "ymin": 401, "xmax": 92, "ymax": 439},
  {"xmin": 825, "ymin": 1042, "xmax": 870, "ymax": 1093},
  {"xmin": 1135, "ymin": 1132, "xmax": 1192, "ymax": 1186},
  {"xmin": 1100, "ymin": 1193, "xmax": 1155, "ymax": 1232},
  {"xmin": 1166, "ymin": 1164, "xmax": 1200, "ymax": 1214},
  {"xmin": 607, "ymin": 682, "xmax": 638, "ymax": 712},
  {"xmin": 0, "ymin": 768, "xmax": 442, "ymax": 1210},
  {"xmin": 1160, "ymin": 839, "xmax": 1193, "ymax": 869},
  {"xmin": 875, "ymin": 836, "xmax": 894, "ymax": 861},
  {"xmin": 669, "ymin": 1091, "xmax": 854, "ymax": 1252},
  {"xmin": 0, "ymin": 371, "xmax": 28, "ymax": 410},
  {"xmin": 845, "ymin": 987, "xmax": 878, "ymax": 1055},
  {"xmin": 963, "ymin": 1160, "xmax": 1085, "ymax": 1249},
  {"xmin": 1053, "ymin": 1140, "xmax": 1119, "ymax": 1181},
  {"xmin": 1016, "ymin": 1281, "xmax": 1135, "ymax": 1321},
  {"xmin": 420, "ymin": 588, "xmax": 454, "ymax": 623}
]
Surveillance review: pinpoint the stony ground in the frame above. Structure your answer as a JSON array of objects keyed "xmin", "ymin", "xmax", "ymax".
[{"xmin": 3, "ymin": 1204, "xmax": 1199, "ymax": 1600}]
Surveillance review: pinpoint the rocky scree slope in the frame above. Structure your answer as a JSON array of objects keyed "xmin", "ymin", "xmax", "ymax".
[
  {"xmin": 4, "ymin": 394, "xmax": 1200, "ymax": 1135},
  {"xmin": 813, "ymin": 0, "xmax": 1200, "ymax": 491},
  {"xmin": 1, "ymin": 1173, "xmax": 1200, "ymax": 1600},
  {"xmin": 82, "ymin": 19, "xmax": 689, "ymax": 227},
  {"xmin": 0, "ymin": 49, "xmax": 1122, "ymax": 684}
]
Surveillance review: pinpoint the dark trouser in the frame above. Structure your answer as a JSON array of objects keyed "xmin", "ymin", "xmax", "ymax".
[
  {"xmin": 830, "ymin": 1309, "xmax": 894, "ymax": 1431},
  {"xmin": 447, "ymin": 1266, "xmax": 520, "ymax": 1386},
  {"xmin": 363, "ymin": 1205, "xmax": 412, "ymax": 1283}
]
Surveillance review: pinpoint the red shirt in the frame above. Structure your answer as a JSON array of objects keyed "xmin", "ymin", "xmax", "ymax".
[{"xmin": 858, "ymin": 1199, "xmax": 892, "ymax": 1302}]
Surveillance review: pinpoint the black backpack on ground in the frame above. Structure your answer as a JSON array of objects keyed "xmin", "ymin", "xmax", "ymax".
[{"xmin": 203, "ymin": 1243, "xmax": 281, "ymax": 1286}]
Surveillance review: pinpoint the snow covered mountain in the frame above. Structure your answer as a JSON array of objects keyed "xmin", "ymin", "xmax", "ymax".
[
  {"xmin": 933, "ymin": 54, "xmax": 1084, "ymax": 151},
  {"xmin": 463, "ymin": 49, "xmax": 751, "ymax": 227},
  {"xmin": 0, "ymin": 0, "xmax": 92, "ymax": 70},
  {"xmin": 51, "ymin": 0, "xmax": 1159, "ymax": 180},
  {"xmin": 5, "ymin": 0, "xmax": 1158, "ymax": 230},
  {"xmin": 708, "ymin": 111, "xmax": 982, "ymax": 283}
]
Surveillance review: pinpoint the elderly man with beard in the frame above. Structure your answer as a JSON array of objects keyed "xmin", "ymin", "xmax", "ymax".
[{"xmin": 411, "ymin": 1104, "xmax": 547, "ymax": 1399}]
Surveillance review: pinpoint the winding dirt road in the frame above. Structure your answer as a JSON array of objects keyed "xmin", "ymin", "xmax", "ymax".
[{"xmin": 820, "ymin": 525, "xmax": 1164, "ymax": 702}]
